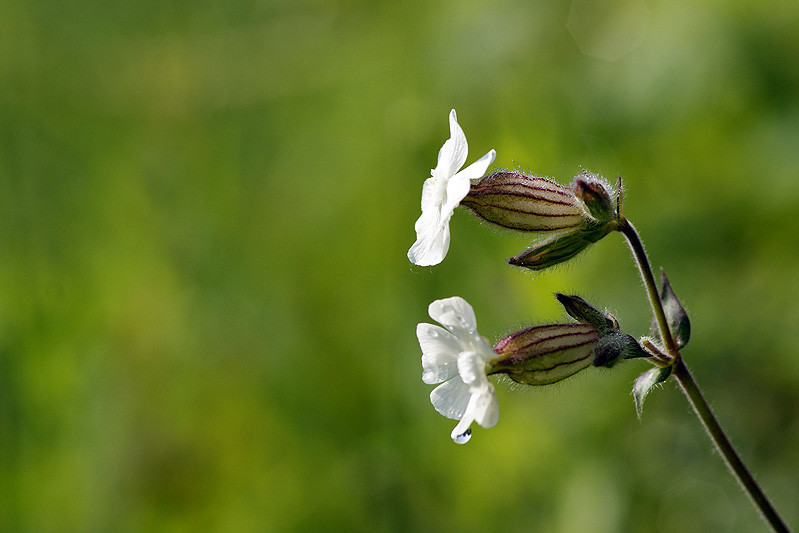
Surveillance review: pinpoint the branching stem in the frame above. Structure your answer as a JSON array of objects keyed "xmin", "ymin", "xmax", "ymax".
[{"xmin": 618, "ymin": 217, "xmax": 789, "ymax": 533}]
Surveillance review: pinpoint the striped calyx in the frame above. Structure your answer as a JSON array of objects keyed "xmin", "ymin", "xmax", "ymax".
[
  {"xmin": 460, "ymin": 172, "xmax": 583, "ymax": 232},
  {"xmin": 489, "ymin": 324, "xmax": 601, "ymax": 386}
]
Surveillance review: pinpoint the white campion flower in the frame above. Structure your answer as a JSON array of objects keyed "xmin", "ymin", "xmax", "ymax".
[
  {"xmin": 408, "ymin": 110, "xmax": 496, "ymax": 266},
  {"xmin": 417, "ymin": 296, "xmax": 499, "ymax": 443}
]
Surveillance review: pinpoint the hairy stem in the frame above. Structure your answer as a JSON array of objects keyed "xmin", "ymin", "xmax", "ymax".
[
  {"xmin": 618, "ymin": 217, "xmax": 789, "ymax": 532},
  {"xmin": 617, "ymin": 219, "xmax": 678, "ymax": 356},
  {"xmin": 672, "ymin": 360, "xmax": 789, "ymax": 532}
]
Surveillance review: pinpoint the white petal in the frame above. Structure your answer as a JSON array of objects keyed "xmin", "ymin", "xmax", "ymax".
[
  {"xmin": 448, "ymin": 382, "xmax": 499, "ymax": 441},
  {"xmin": 417, "ymin": 323, "xmax": 461, "ymax": 384},
  {"xmin": 457, "ymin": 350, "xmax": 489, "ymax": 387},
  {"xmin": 428, "ymin": 296, "xmax": 477, "ymax": 335},
  {"xmin": 456, "ymin": 149, "xmax": 496, "ymax": 183},
  {"xmin": 407, "ymin": 215, "xmax": 450, "ymax": 266},
  {"xmin": 442, "ymin": 171, "xmax": 471, "ymax": 215},
  {"xmin": 473, "ymin": 385, "xmax": 499, "ymax": 428},
  {"xmin": 430, "ymin": 377, "xmax": 470, "ymax": 421},
  {"xmin": 443, "ymin": 149, "xmax": 496, "ymax": 213},
  {"xmin": 412, "ymin": 200, "xmax": 441, "ymax": 235},
  {"xmin": 418, "ymin": 176, "xmax": 444, "ymax": 216},
  {"xmin": 455, "ymin": 351, "xmax": 498, "ymax": 428},
  {"xmin": 450, "ymin": 412, "xmax": 474, "ymax": 442},
  {"xmin": 434, "ymin": 110, "xmax": 468, "ymax": 180}
]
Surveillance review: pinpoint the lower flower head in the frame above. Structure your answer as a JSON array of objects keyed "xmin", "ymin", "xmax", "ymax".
[{"xmin": 417, "ymin": 296, "xmax": 499, "ymax": 443}]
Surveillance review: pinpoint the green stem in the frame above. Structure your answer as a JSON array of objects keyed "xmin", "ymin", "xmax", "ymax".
[
  {"xmin": 618, "ymin": 217, "xmax": 790, "ymax": 532},
  {"xmin": 672, "ymin": 359, "xmax": 790, "ymax": 532},
  {"xmin": 618, "ymin": 219, "xmax": 678, "ymax": 356}
]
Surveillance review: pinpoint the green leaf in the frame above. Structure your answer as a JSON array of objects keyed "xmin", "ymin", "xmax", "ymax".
[
  {"xmin": 632, "ymin": 365, "xmax": 672, "ymax": 419},
  {"xmin": 653, "ymin": 269, "xmax": 691, "ymax": 349}
]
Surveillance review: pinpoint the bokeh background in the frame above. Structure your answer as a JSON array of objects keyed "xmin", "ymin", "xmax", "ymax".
[{"xmin": 2, "ymin": 0, "xmax": 799, "ymax": 531}]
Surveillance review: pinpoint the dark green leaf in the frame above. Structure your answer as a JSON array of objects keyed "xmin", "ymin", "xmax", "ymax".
[{"xmin": 653, "ymin": 269, "xmax": 691, "ymax": 349}]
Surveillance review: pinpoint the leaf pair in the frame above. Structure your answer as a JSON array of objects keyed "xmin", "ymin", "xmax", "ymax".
[{"xmin": 634, "ymin": 269, "xmax": 691, "ymax": 417}]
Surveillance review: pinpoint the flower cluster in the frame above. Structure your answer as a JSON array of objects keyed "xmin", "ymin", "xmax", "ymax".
[
  {"xmin": 403, "ymin": 108, "xmax": 793, "ymax": 529},
  {"xmin": 408, "ymin": 111, "xmax": 618, "ymax": 270},
  {"xmin": 410, "ymin": 110, "xmax": 647, "ymax": 443}
]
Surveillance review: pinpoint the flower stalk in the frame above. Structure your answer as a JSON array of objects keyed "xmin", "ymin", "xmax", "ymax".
[
  {"xmin": 617, "ymin": 218, "xmax": 678, "ymax": 358},
  {"xmin": 672, "ymin": 359, "xmax": 789, "ymax": 533}
]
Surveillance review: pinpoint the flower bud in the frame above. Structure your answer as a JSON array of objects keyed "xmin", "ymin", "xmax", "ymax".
[
  {"xmin": 460, "ymin": 171, "xmax": 584, "ymax": 232},
  {"xmin": 489, "ymin": 324, "xmax": 601, "ymax": 385},
  {"xmin": 572, "ymin": 172, "xmax": 615, "ymax": 223},
  {"xmin": 507, "ymin": 224, "xmax": 610, "ymax": 271},
  {"xmin": 555, "ymin": 293, "xmax": 616, "ymax": 334}
]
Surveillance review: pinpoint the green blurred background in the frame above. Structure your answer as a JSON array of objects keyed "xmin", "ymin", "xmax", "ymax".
[{"xmin": 2, "ymin": 0, "xmax": 799, "ymax": 531}]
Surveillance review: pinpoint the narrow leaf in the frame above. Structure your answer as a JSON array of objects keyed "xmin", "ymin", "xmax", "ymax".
[{"xmin": 633, "ymin": 365, "xmax": 672, "ymax": 419}]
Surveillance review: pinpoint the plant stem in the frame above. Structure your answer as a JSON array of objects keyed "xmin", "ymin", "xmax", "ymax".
[
  {"xmin": 672, "ymin": 359, "xmax": 789, "ymax": 532},
  {"xmin": 618, "ymin": 217, "xmax": 790, "ymax": 532},
  {"xmin": 617, "ymin": 219, "xmax": 678, "ymax": 356}
]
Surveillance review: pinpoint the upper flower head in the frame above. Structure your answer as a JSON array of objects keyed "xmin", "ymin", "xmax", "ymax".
[
  {"xmin": 408, "ymin": 110, "xmax": 496, "ymax": 266},
  {"xmin": 417, "ymin": 296, "xmax": 499, "ymax": 443}
]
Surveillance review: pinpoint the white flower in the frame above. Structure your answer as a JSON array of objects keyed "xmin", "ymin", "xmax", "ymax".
[
  {"xmin": 417, "ymin": 296, "xmax": 499, "ymax": 443},
  {"xmin": 408, "ymin": 110, "xmax": 496, "ymax": 266}
]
